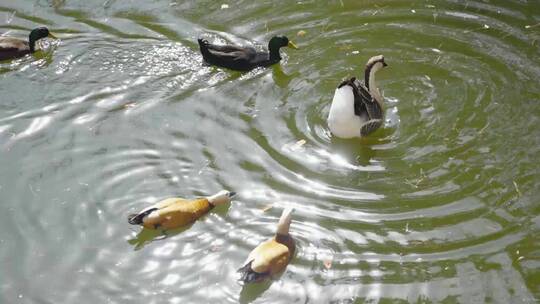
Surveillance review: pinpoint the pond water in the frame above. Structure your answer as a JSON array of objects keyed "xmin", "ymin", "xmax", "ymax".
[{"xmin": 1, "ymin": 0, "xmax": 539, "ymax": 303}]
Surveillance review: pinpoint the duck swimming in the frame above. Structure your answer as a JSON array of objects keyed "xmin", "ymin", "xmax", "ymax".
[
  {"xmin": 197, "ymin": 36, "xmax": 298, "ymax": 71},
  {"xmin": 238, "ymin": 208, "xmax": 295, "ymax": 283},
  {"xmin": 327, "ymin": 55, "xmax": 388, "ymax": 138},
  {"xmin": 0, "ymin": 27, "xmax": 57, "ymax": 61},
  {"xmin": 128, "ymin": 190, "xmax": 236, "ymax": 230}
]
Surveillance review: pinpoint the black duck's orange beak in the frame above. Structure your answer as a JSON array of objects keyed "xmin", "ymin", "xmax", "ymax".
[{"xmin": 48, "ymin": 32, "xmax": 58, "ymax": 39}]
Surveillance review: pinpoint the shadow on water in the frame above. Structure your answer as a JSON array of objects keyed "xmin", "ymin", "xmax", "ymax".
[
  {"xmin": 271, "ymin": 64, "xmax": 299, "ymax": 89},
  {"xmin": 238, "ymin": 280, "xmax": 273, "ymax": 304},
  {"xmin": 238, "ymin": 262, "xmax": 291, "ymax": 303},
  {"xmin": 330, "ymin": 136, "xmax": 378, "ymax": 166},
  {"xmin": 127, "ymin": 224, "xmax": 194, "ymax": 250}
]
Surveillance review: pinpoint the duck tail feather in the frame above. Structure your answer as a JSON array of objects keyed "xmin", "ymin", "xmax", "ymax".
[
  {"xmin": 127, "ymin": 208, "xmax": 157, "ymax": 225},
  {"xmin": 337, "ymin": 77, "xmax": 356, "ymax": 89},
  {"xmin": 198, "ymin": 38, "xmax": 210, "ymax": 57},
  {"xmin": 237, "ymin": 261, "xmax": 267, "ymax": 283}
]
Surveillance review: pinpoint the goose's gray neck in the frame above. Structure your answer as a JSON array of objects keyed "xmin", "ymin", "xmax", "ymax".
[{"xmin": 364, "ymin": 63, "xmax": 383, "ymax": 104}]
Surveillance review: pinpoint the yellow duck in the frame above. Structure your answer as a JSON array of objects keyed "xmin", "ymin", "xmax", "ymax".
[
  {"xmin": 238, "ymin": 208, "xmax": 295, "ymax": 283},
  {"xmin": 128, "ymin": 190, "xmax": 236, "ymax": 230}
]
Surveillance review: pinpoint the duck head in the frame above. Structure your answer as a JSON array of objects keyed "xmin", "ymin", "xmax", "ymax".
[
  {"xmin": 276, "ymin": 207, "xmax": 294, "ymax": 235},
  {"xmin": 207, "ymin": 190, "xmax": 236, "ymax": 206},
  {"xmin": 29, "ymin": 27, "xmax": 57, "ymax": 52},
  {"xmin": 268, "ymin": 36, "xmax": 298, "ymax": 60}
]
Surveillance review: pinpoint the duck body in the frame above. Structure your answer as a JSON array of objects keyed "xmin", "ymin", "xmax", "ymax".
[
  {"xmin": 238, "ymin": 208, "xmax": 295, "ymax": 283},
  {"xmin": 128, "ymin": 190, "xmax": 235, "ymax": 230},
  {"xmin": 198, "ymin": 36, "xmax": 297, "ymax": 71},
  {"xmin": 0, "ymin": 38, "xmax": 31, "ymax": 61},
  {"xmin": 327, "ymin": 55, "xmax": 388, "ymax": 138},
  {"xmin": 0, "ymin": 27, "xmax": 56, "ymax": 61}
]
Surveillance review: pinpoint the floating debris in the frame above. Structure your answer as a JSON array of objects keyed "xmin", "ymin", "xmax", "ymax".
[
  {"xmin": 261, "ymin": 204, "xmax": 273, "ymax": 212},
  {"xmin": 211, "ymin": 245, "xmax": 222, "ymax": 252},
  {"xmin": 323, "ymin": 258, "xmax": 333, "ymax": 269},
  {"xmin": 513, "ymin": 180, "xmax": 522, "ymax": 197},
  {"xmin": 297, "ymin": 30, "xmax": 307, "ymax": 37},
  {"xmin": 221, "ymin": 3, "xmax": 229, "ymax": 9},
  {"xmin": 291, "ymin": 139, "xmax": 306, "ymax": 150}
]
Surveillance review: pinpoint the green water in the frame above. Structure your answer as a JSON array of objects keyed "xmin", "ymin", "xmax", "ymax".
[{"xmin": 1, "ymin": 0, "xmax": 539, "ymax": 303}]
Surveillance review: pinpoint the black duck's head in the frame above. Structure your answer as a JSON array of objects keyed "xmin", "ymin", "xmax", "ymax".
[
  {"xmin": 268, "ymin": 36, "xmax": 298, "ymax": 53},
  {"xmin": 29, "ymin": 27, "xmax": 57, "ymax": 51}
]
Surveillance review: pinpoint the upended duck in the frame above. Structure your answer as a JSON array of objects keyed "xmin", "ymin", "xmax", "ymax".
[
  {"xmin": 128, "ymin": 190, "xmax": 236, "ymax": 230},
  {"xmin": 197, "ymin": 36, "xmax": 298, "ymax": 71},
  {"xmin": 0, "ymin": 27, "xmax": 57, "ymax": 61},
  {"xmin": 238, "ymin": 208, "xmax": 295, "ymax": 283},
  {"xmin": 327, "ymin": 55, "xmax": 388, "ymax": 138}
]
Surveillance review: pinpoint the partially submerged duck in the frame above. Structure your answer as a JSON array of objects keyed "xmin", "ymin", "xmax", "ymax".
[
  {"xmin": 0, "ymin": 27, "xmax": 57, "ymax": 61},
  {"xmin": 128, "ymin": 190, "xmax": 236, "ymax": 230},
  {"xmin": 197, "ymin": 36, "xmax": 298, "ymax": 71},
  {"xmin": 238, "ymin": 208, "xmax": 295, "ymax": 283},
  {"xmin": 327, "ymin": 55, "xmax": 388, "ymax": 138}
]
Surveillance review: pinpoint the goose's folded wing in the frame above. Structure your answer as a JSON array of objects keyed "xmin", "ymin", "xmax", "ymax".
[
  {"xmin": 353, "ymin": 80, "xmax": 374, "ymax": 103},
  {"xmin": 354, "ymin": 80, "xmax": 383, "ymax": 119}
]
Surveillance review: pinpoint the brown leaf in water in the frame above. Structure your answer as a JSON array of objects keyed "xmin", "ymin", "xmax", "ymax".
[{"xmin": 292, "ymin": 139, "xmax": 306, "ymax": 150}]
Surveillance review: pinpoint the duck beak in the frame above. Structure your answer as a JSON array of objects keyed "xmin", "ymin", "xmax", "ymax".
[
  {"xmin": 48, "ymin": 33, "xmax": 58, "ymax": 39},
  {"xmin": 287, "ymin": 41, "xmax": 299, "ymax": 50},
  {"xmin": 382, "ymin": 61, "xmax": 388, "ymax": 67}
]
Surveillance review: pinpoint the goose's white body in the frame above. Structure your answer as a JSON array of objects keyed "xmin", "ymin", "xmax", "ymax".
[{"xmin": 327, "ymin": 85, "xmax": 369, "ymax": 139}]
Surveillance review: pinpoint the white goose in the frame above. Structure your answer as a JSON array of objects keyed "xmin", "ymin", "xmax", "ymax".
[{"xmin": 327, "ymin": 55, "xmax": 388, "ymax": 138}]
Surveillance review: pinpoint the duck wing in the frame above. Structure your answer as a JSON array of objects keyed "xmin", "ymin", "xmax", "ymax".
[
  {"xmin": 143, "ymin": 198, "xmax": 212, "ymax": 229},
  {"xmin": 0, "ymin": 37, "xmax": 30, "ymax": 60},
  {"xmin": 205, "ymin": 43, "xmax": 251, "ymax": 53},
  {"xmin": 208, "ymin": 49, "xmax": 252, "ymax": 62},
  {"xmin": 238, "ymin": 237, "xmax": 292, "ymax": 283},
  {"xmin": 0, "ymin": 37, "xmax": 28, "ymax": 51},
  {"xmin": 127, "ymin": 197, "xmax": 188, "ymax": 226}
]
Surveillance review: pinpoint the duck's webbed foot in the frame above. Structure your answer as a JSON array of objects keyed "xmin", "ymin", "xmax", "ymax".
[{"xmin": 360, "ymin": 119, "xmax": 382, "ymax": 137}]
